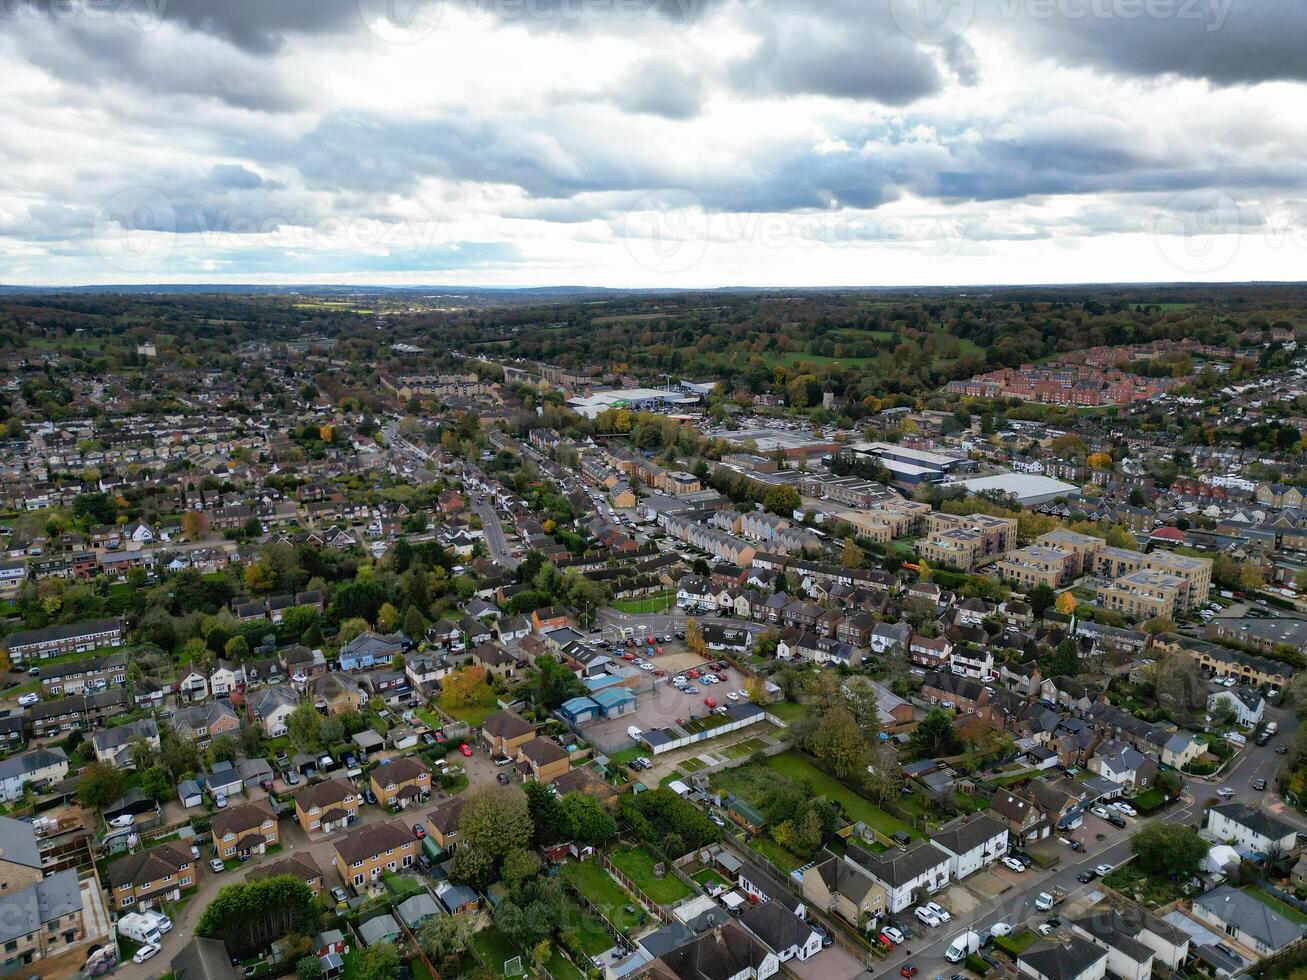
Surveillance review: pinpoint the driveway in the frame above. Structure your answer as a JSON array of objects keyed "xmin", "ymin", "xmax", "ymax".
[{"xmin": 787, "ymin": 942, "xmax": 866, "ymax": 980}]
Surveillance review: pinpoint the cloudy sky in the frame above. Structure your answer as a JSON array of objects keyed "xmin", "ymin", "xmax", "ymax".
[{"xmin": 1, "ymin": 0, "xmax": 1304, "ymax": 287}]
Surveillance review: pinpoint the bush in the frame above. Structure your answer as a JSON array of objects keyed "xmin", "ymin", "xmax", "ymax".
[{"xmin": 966, "ymin": 953, "xmax": 992, "ymax": 976}]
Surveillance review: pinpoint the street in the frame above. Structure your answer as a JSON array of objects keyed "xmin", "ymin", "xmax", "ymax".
[{"xmin": 472, "ymin": 494, "xmax": 520, "ymax": 571}]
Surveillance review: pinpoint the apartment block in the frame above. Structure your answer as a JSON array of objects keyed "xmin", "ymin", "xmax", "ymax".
[
  {"xmin": 1097, "ymin": 570, "xmax": 1186, "ymax": 621},
  {"xmin": 1093, "ymin": 547, "xmax": 1212, "ymax": 612},
  {"xmin": 1034, "ymin": 529, "xmax": 1106, "ymax": 576},
  {"xmin": 997, "ymin": 545, "xmax": 1077, "ymax": 590}
]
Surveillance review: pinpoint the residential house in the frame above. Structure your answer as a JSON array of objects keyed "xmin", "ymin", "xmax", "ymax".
[
  {"xmin": 212, "ymin": 800, "xmax": 280, "ymax": 860},
  {"xmin": 989, "ymin": 791, "xmax": 1050, "ymax": 842},
  {"xmin": 517, "ymin": 737, "xmax": 570, "ymax": 783},
  {"xmin": 294, "ymin": 779, "xmax": 359, "ymax": 835},
  {"xmin": 106, "ymin": 842, "xmax": 195, "ymax": 911},
  {"xmin": 424, "ymin": 794, "xmax": 469, "ymax": 852},
  {"xmin": 1088, "ymin": 740, "xmax": 1157, "ymax": 791},
  {"xmin": 91, "ymin": 718, "xmax": 160, "ymax": 769},
  {"xmin": 369, "ymin": 758, "xmax": 432, "ymax": 811},
  {"xmin": 481, "ymin": 710, "xmax": 535, "ymax": 758},
  {"xmin": 847, "ymin": 840, "xmax": 951, "ymax": 914},
  {"xmin": 930, "ymin": 813, "xmax": 1009, "ymax": 880},
  {"xmin": 648, "ymin": 920, "xmax": 780, "ymax": 980},
  {"xmin": 1192, "ymin": 885, "xmax": 1307, "ymax": 957},
  {"xmin": 247, "ymin": 854, "xmax": 324, "ymax": 896},
  {"xmin": 1205, "ymin": 804, "xmax": 1299, "ymax": 857},
  {"xmin": 740, "ymin": 901, "xmax": 823, "ymax": 962},
  {"xmin": 0, "ymin": 748, "xmax": 69, "ymax": 803},
  {"xmin": 332, "ymin": 820, "xmax": 419, "ymax": 892},
  {"xmin": 171, "ymin": 701, "xmax": 241, "ymax": 748},
  {"xmin": 1017, "ymin": 936, "xmax": 1108, "ymax": 980},
  {"xmin": 245, "ymin": 685, "xmax": 298, "ymax": 737},
  {"xmin": 0, "ymin": 867, "xmax": 85, "ymax": 971},
  {"xmin": 800, "ymin": 857, "xmax": 887, "ymax": 931}
]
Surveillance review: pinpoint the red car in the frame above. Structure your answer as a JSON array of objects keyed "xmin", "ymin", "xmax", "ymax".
[
  {"xmin": 688, "ymin": 669, "xmax": 700, "ymax": 679},
  {"xmin": 703, "ymin": 697, "xmax": 716, "ymax": 708},
  {"xmin": 646, "ymin": 635, "xmax": 655, "ymax": 644},
  {"xmin": 655, "ymin": 647, "xmax": 663, "ymax": 655},
  {"xmin": 652, "ymin": 669, "xmax": 666, "ymax": 677},
  {"xmin": 623, "ymin": 652, "xmax": 636, "ymax": 661},
  {"xmin": 716, "ymin": 672, "xmax": 728, "ymax": 681},
  {"xmin": 434, "ymin": 731, "xmax": 445, "ymax": 742},
  {"xmin": 900, "ymin": 966, "xmax": 918, "ymax": 978},
  {"xmin": 412, "ymin": 824, "xmax": 427, "ymax": 840},
  {"xmin": 459, "ymin": 743, "xmax": 472, "ymax": 757}
]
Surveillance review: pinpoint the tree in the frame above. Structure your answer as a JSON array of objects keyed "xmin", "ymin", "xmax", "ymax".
[
  {"xmin": 78, "ymin": 761, "xmax": 126, "ymax": 810},
  {"xmin": 418, "ymin": 915, "xmax": 473, "ymax": 964},
  {"xmin": 181, "ymin": 509, "xmax": 210, "ymax": 541},
  {"xmin": 139, "ymin": 765, "xmax": 173, "ymax": 801},
  {"xmin": 1054, "ymin": 591, "xmax": 1077, "ymax": 617},
  {"xmin": 1028, "ymin": 583, "xmax": 1056, "ymax": 616},
  {"xmin": 224, "ymin": 635, "xmax": 249, "ymax": 660},
  {"xmin": 442, "ymin": 666, "xmax": 490, "ymax": 710},
  {"xmin": 195, "ymin": 876, "xmax": 322, "ymax": 955},
  {"xmin": 531, "ymin": 655, "xmax": 586, "ymax": 711},
  {"xmin": 287, "ymin": 702, "xmax": 322, "ymax": 751},
  {"xmin": 128, "ymin": 736, "xmax": 155, "ymax": 771},
  {"xmin": 1130, "ymin": 824, "xmax": 1208, "ymax": 879},
  {"xmin": 525, "ymin": 780, "xmax": 570, "ymax": 847},
  {"xmin": 454, "ymin": 786, "xmax": 534, "ymax": 887},
  {"xmin": 501, "ymin": 847, "xmax": 541, "ymax": 886},
  {"xmin": 862, "ymin": 745, "xmax": 906, "ymax": 802},
  {"xmin": 841, "ymin": 539, "xmax": 864, "ymax": 570},
  {"xmin": 909, "ymin": 707, "xmax": 962, "ymax": 758},
  {"xmin": 296, "ymin": 957, "xmax": 323, "ymax": 980},
  {"xmin": 559, "ymin": 792, "xmax": 617, "ymax": 845},
  {"xmin": 685, "ymin": 617, "xmax": 705, "ymax": 656},
  {"xmin": 209, "ymin": 734, "xmax": 239, "ymax": 764},
  {"xmin": 353, "ymin": 943, "xmax": 400, "ymax": 980},
  {"xmin": 402, "ymin": 604, "xmax": 425, "ymax": 637},
  {"xmin": 811, "ymin": 706, "xmax": 869, "ymax": 779},
  {"xmin": 376, "ymin": 602, "xmax": 400, "ymax": 634},
  {"xmin": 1088, "ymin": 452, "xmax": 1113, "ymax": 470}
]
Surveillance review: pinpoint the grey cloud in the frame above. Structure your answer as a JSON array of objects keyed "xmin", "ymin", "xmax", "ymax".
[
  {"xmin": 976, "ymin": 0, "xmax": 1307, "ymax": 86},
  {"xmin": 612, "ymin": 60, "xmax": 706, "ymax": 119}
]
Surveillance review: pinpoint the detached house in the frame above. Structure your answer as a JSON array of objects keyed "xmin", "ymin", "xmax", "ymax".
[
  {"xmin": 212, "ymin": 800, "xmax": 280, "ymax": 860},
  {"xmin": 481, "ymin": 710, "xmax": 535, "ymax": 758},
  {"xmin": 333, "ymin": 820, "xmax": 419, "ymax": 893},
  {"xmin": 800, "ymin": 856, "xmax": 887, "ymax": 930},
  {"xmin": 369, "ymin": 757, "xmax": 432, "ymax": 810},
  {"xmin": 294, "ymin": 779, "xmax": 358, "ymax": 836},
  {"xmin": 106, "ymin": 842, "xmax": 194, "ymax": 911}
]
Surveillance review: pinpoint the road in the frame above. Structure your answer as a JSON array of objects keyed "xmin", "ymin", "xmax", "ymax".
[
  {"xmin": 472, "ymin": 494, "xmax": 520, "ymax": 571},
  {"xmin": 859, "ymin": 701, "xmax": 1303, "ymax": 980}
]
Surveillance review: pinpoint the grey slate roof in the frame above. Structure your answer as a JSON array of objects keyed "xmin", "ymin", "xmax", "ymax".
[
  {"xmin": 1018, "ymin": 936, "xmax": 1109, "ymax": 980},
  {"xmin": 931, "ymin": 813, "xmax": 1008, "ymax": 856},
  {"xmin": 1195, "ymin": 885, "xmax": 1307, "ymax": 951},
  {"xmin": 739, "ymin": 900, "xmax": 818, "ymax": 954},
  {"xmin": 0, "ymin": 868, "xmax": 82, "ymax": 944},
  {"xmin": 0, "ymin": 815, "xmax": 43, "ymax": 868},
  {"xmin": 170, "ymin": 937, "xmax": 239, "ymax": 980},
  {"xmin": 1210, "ymin": 803, "xmax": 1299, "ymax": 843}
]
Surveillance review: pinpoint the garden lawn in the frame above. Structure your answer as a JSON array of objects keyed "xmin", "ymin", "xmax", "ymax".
[
  {"xmin": 1130, "ymin": 788, "xmax": 1166, "ymax": 813},
  {"xmin": 546, "ymin": 950, "xmax": 585, "ymax": 980},
  {"xmin": 470, "ymin": 927, "xmax": 523, "ymax": 976},
  {"xmin": 692, "ymin": 868, "xmax": 730, "ymax": 890},
  {"xmin": 762, "ymin": 752, "xmax": 915, "ymax": 840},
  {"xmin": 765, "ymin": 701, "xmax": 806, "ymax": 723},
  {"xmin": 749, "ymin": 835, "xmax": 806, "ymax": 874},
  {"xmin": 611, "ymin": 593, "xmax": 676, "ymax": 615},
  {"xmin": 610, "ymin": 846, "xmax": 693, "ymax": 905},
  {"xmin": 438, "ymin": 689, "xmax": 498, "ymax": 727},
  {"xmin": 562, "ymin": 862, "xmax": 643, "ymax": 933}
]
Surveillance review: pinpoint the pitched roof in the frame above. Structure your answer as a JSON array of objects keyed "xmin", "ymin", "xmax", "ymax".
[
  {"xmin": 293, "ymin": 778, "xmax": 355, "ymax": 812},
  {"xmin": 372, "ymin": 756, "xmax": 431, "ymax": 785},
  {"xmin": 333, "ymin": 819, "xmax": 416, "ymax": 866},
  {"xmin": 106, "ymin": 841, "xmax": 192, "ymax": 889},
  {"xmin": 482, "ymin": 709, "xmax": 533, "ymax": 741},
  {"xmin": 1195, "ymin": 885, "xmax": 1307, "ymax": 951},
  {"xmin": 931, "ymin": 813, "xmax": 1008, "ymax": 856},
  {"xmin": 170, "ymin": 937, "xmax": 239, "ymax": 980},
  {"xmin": 211, "ymin": 799, "xmax": 276, "ymax": 839},
  {"xmin": 1018, "ymin": 936, "xmax": 1108, "ymax": 980},
  {"xmin": 1210, "ymin": 803, "xmax": 1299, "ymax": 843}
]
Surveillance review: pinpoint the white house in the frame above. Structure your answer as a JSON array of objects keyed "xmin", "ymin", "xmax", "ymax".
[
  {"xmin": 1193, "ymin": 885, "xmax": 1307, "ymax": 957},
  {"xmin": 1206, "ymin": 803, "xmax": 1299, "ymax": 857},
  {"xmin": 177, "ymin": 665, "xmax": 209, "ymax": 702},
  {"xmin": 949, "ymin": 647, "xmax": 994, "ymax": 680},
  {"xmin": 739, "ymin": 901, "xmax": 823, "ymax": 962},
  {"xmin": 929, "ymin": 813, "xmax": 1009, "ymax": 881},
  {"xmin": 850, "ymin": 840, "xmax": 951, "ymax": 914},
  {"xmin": 0, "ymin": 748, "xmax": 69, "ymax": 802},
  {"xmin": 1207, "ymin": 686, "xmax": 1265, "ymax": 729},
  {"xmin": 246, "ymin": 685, "xmax": 298, "ymax": 738},
  {"xmin": 870, "ymin": 622, "xmax": 910, "ymax": 655},
  {"xmin": 210, "ymin": 661, "xmax": 242, "ymax": 698}
]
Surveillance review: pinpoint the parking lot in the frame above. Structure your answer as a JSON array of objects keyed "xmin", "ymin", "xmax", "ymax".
[{"xmin": 578, "ymin": 656, "xmax": 755, "ymax": 752}]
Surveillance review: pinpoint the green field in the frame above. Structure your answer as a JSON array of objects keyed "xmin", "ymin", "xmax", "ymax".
[
  {"xmin": 692, "ymin": 868, "xmax": 730, "ymax": 890},
  {"xmin": 470, "ymin": 927, "xmax": 523, "ymax": 976},
  {"xmin": 611, "ymin": 593, "xmax": 676, "ymax": 615},
  {"xmin": 561, "ymin": 862, "xmax": 644, "ymax": 932},
  {"xmin": 764, "ymin": 700, "xmax": 806, "ymax": 722},
  {"xmin": 750, "ymin": 835, "xmax": 807, "ymax": 873},
  {"xmin": 609, "ymin": 846, "xmax": 693, "ymax": 905},
  {"xmin": 761, "ymin": 752, "xmax": 915, "ymax": 840}
]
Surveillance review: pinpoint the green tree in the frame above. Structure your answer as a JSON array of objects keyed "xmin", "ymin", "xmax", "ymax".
[
  {"xmin": 1131, "ymin": 824, "xmax": 1210, "ymax": 877},
  {"xmin": 811, "ymin": 706, "xmax": 868, "ymax": 779},
  {"xmin": 418, "ymin": 915, "xmax": 473, "ymax": 964},
  {"xmin": 524, "ymin": 780, "xmax": 569, "ymax": 847},
  {"xmin": 559, "ymin": 792, "xmax": 617, "ymax": 845},
  {"xmin": 287, "ymin": 702, "xmax": 322, "ymax": 752},
  {"xmin": 139, "ymin": 765, "xmax": 173, "ymax": 802},
  {"xmin": 195, "ymin": 876, "xmax": 322, "ymax": 955},
  {"xmin": 909, "ymin": 706, "xmax": 962, "ymax": 758},
  {"xmin": 78, "ymin": 761, "xmax": 126, "ymax": 810},
  {"xmin": 209, "ymin": 734, "xmax": 239, "ymax": 764},
  {"xmin": 296, "ymin": 956, "xmax": 323, "ymax": 980},
  {"xmin": 531, "ymin": 655, "xmax": 586, "ymax": 711},
  {"xmin": 354, "ymin": 942, "xmax": 400, "ymax": 980}
]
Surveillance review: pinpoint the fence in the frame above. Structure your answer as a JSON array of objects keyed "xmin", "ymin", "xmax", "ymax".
[{"xmin": 595, "ymin": 850, "xmax": 673, "ymax": 926}]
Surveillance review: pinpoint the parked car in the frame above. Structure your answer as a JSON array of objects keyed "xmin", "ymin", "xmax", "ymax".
[
  {"xmin": 1077, "ymin": 869, "xmax": 1098, "ymax": 884},
  {"xmin": 1000, "ymin": 857, "xmax": 1025, "ymax": 872},
  {"xmin": 882, "ymin": 927, "xmax": 905, "ymax": 944},
  {"xmin": 497, "ymin": 772, "xmax": 511, "ymax": 784},
  {"xmin": 914, "ymin": 907, "xmax": 941, "ymax": 927},
  {"xmin": 209, "ymin": 858, "xmax": 226, "ymax": 873},
  {"xmin": 285, "ymin": 770, "xmax": 301, "ymax": 786},
  {"xmin": 704, "ymin": 698, "xmax": 716, "ymax": 708},
  {"xmin": 925, "ymin": 902, "xmax": 951, "ymax": 922},
  {"xmin": 726, "ymin": 692, "xmax": 740, "ymax": 701},
  {"xmin": 1106, "ymin": 813, "xmax": 1127, "ymax": 829},
  {"xmin": 989, "ymin": 923, "xmax": 1012, "ymax": 938},
  {"xmin": 133, "ymin": 944, "xmax": 161, "ymax": 964},
  {"xmin": 1112, "ymin": 801, "xmax": 1137, "ymax": 817},
  {"xmin": 16, "ymin": 693, "xmax": 38, "ymax": 707},
  {"xmin": 1090, "ymin": 806, "xmax": 1112, "ymax": 819},
  {"xmin": 1094, "ymin": 864, "xmax": 1114, "ymax": 877},
  {"xmin": 108, "ymin": 814, "xmax": 134, "ymax": 828},
  {"xmin": 1217, "ymin": 787, "xmax": 1236, "ymax": 798},
  {"xmin": 412, "ymin": 824, "xmax": 426, "ymax": 839},
  {"xmin": 363, "ymin": 789, "xmax": 377, "ymax": 805},
  {"xmin": 1038, "ymin": 923, "xmax": 1056, "ymax": 937},
  {"xmin": 901, "ymin": 965, "xmax": 919, "ymax": 977},
  {"xmin": 459, "ymin": 743, "xmax": 473, "ymax": 757}
]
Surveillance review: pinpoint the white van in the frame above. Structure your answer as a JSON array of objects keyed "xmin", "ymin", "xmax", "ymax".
[
  {"xmin": 627, "ymin": 726, "xmax": 644, "ymax": 741},
  {"xmin": 117, "ymin": 912, "xmax": 162, "ymax": 946},
  {"xmin": 143, "ymin": 910, "xmax": 173, "ymax": 934}
]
